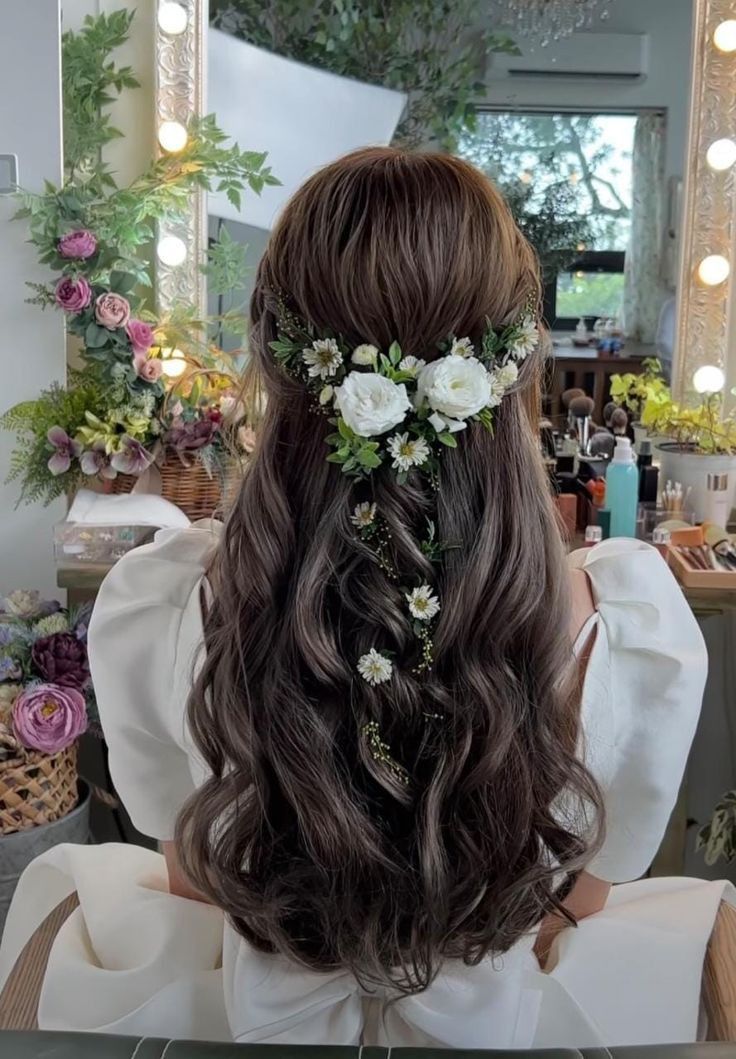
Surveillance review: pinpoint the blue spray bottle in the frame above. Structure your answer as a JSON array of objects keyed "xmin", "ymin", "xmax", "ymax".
[{"xmin": 606, "ymin": 437, "xmax": 639, "ymax": 538}]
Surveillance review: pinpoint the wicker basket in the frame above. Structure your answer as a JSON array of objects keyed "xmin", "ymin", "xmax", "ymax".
[
  {"xmin": 0, "ymin": 732, "xmax": 79, "ymax": 836},
  {"xmin": 111, "ymin": 451, "xmax": 243, "ymax": 522}
]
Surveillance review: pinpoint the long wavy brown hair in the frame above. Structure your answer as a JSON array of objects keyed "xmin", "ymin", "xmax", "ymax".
[{"xmin": 177, "ymin": 147, "xmax": 603, "ymax": 993}]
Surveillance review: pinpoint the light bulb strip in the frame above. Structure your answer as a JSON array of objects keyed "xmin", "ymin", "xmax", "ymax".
[
  {"xmin": 674, "ymin": 0, "xmax": 736, "ymax": 403},
  {"xmin": 154, "ymin": 0, "xmax": 207, "ymax": 318}
]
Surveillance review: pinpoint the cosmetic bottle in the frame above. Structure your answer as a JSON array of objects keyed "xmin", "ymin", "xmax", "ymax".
[
  {"xmin": 636, "ymin": 440, "xmax": 659, "ymax": 504},
  {"xmin": 703, "ymin": 473, "xmax": 730, "ymax": 529},
  {"xmin": 585, "ymin": 525, "xmax": 603, "ymax": 547},
  {"xmin": 652, "ymin": 526, "xmax": 671, "ymax": 560},
  {"xmin": 606, "ymin": 437, "xmax": 639, "ymax": 538}
]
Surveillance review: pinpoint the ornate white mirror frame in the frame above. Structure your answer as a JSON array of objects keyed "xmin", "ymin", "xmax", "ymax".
[
  {"xmin": 153, "ymin": 0, "xmax": 736, "ymax": 400},
  {"xmin": 154, "ymin": 0, "xmax": 208, "ymax": 320},
  {"xmin": 675, "ymin": 0, "xmax": 736, "ymax": 401}
]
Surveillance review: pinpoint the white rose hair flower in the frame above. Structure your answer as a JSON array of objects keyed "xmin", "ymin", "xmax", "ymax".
[
  {"xmin": 406, "ymin": 585, "xmax": 441, "ymax": 621},
  {"xmin": 417, "ymin": 355, "xmax": 491, "ymax": 424},
  {"xmin": 334, "ymin": 373, "xmax": 411, "ymax": 437},
  {"xmin": 357, "ymin": 649, "xmax": 393, "ymax": 686},
  {"xmin": 302, "ymin": 338, "xmax": 343, "ymax": 380},
  {"xmin": 351, "ymin": 344, "xmax": 378, "ymax": 366},
  {"xmin": 450, "ymin": 337, "xmax": 474, "ymax": 358},
  {"xmin": 387, "ymin": 433, "xmax": 430, "ymax": 471},
  {"xmin": 507, "ymin": 317, "xmax": 539, "ymax": 360},
  {"xmin": 351, "ymin": 502, "xmax": 377, "ymax": 528}
]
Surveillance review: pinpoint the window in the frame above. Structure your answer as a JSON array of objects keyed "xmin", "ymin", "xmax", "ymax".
[{"xmin": 457, "ymin": 111, "xmax": 637, "ymax": 330}]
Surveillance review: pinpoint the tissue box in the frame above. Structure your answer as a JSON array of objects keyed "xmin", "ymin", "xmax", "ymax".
[{"xmin": 53, "ymin": 522, "xmax": 154, "ymax": 564}]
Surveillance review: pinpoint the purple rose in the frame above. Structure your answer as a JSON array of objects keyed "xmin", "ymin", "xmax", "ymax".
[
  {"xmin": 12, "ymin": 683, "xmax": 87, "ymax": 754},
  {"xmin": 134, "ymin": 356, "xmax": 164, "ymax": 383},
  {"xmin": 95, "ymin": 292, "xmax": 130, "ymax": 330},
  {"xmin": 47, "ymin": 426, "xmax": 82, "ymax": 476},
  {"xmin": 165, "ymin": 417, "xmax": 219, "ymax": 452},
  {"xmin": 58, "ymin": 230, "xmax": 97, "ymax": 260},
  {"xmin": 32, "ymin": 631, "xmax": 90, "ymax": 689},
  {"xmin": 110, "ymin": 435, "xmax": 154, "ymax": 476},
  {"xmin": 126, "ymin": 319, "xmax": 155, "ymax": 357},
  {"xmin": 55, "ymin": 275, "xmax": 92, "ymax": 313},
  {"xmin": 79, "ymin": 441, "xmax": 117, "ymax": 480}
]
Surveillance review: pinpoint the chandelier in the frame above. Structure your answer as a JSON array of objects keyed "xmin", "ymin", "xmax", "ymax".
[{"xmin": 490, "ymin": 0, "xmax": 616, "ymax": 46}]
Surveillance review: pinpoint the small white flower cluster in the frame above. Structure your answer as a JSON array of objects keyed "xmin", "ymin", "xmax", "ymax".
[{"xmin": 357, "ymin": 577, "xmax": 440, "ymax": 684}]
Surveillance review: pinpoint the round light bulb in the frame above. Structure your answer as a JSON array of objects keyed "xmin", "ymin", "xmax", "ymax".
[
  {"xmin": 160, "ymin": 353, "xmax": 187, "ymax": 379},
  {"xmin": 157, "ymin": 235, "xmax": 187, "ymax": 267},
  {"xmin": 713, "ymin": 20, "xmax": 736, "ymax": 52},
  {"xmin": 697, "ymin": 254, "xmax": 730, "ymax": 286},
  {"xmin": 706, "ymin": 138, "xmax": 736, "ymax": 171},
  {"xmin": 158, "ymin": 1, "xmax": 188, "ymax": 34},
  {"xmin": 158, "ymin": 120, "xmax": 188, "ymax": 153},
  {"xmin": 693, "ymin": 364, "xmax": 725, "ymax": 394}
]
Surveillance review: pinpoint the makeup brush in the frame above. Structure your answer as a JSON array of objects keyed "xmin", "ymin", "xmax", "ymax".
[{"xmin": 568, "ymin": 395, "xmax": 595, "ymax": 456}]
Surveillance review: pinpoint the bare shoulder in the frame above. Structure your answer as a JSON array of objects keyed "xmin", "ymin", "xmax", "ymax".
[{"xmin": 569, "ymin": 566, "xmax": 596, "ymax": 645}]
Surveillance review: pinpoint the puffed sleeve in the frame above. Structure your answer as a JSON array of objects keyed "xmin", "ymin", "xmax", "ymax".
[
  {"xmin": 568, "ymin": 538, "xmax": 708, "ymax": 883},
  {"xmin": 87, "ymin": 523, "xmax": 221, "ymax": 840}
]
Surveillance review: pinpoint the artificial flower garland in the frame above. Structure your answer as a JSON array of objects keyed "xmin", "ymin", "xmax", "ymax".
[{"xmin": 270, "ymin": 298, "xmax": 539, "ymax": 780}]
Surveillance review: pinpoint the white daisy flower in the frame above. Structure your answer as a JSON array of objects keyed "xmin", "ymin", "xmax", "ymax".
[
  {"xmin": 399, "ymin": 355, "xmax": 426, "ymax": 376},
  {"xmin": 302, "ymin": 338, "xmax": 343, "ymax": 380},
  {"xmin": 496, "ymin": 361, "xmax": 519, "ymax": 388},
  {"xmin": 319, "ymin": 385, "xmax": 334, "ymax": 405},
  {"xmin": 508, "ymin": 317, "xmax": 538, "ymax": 360},
  {"xmin": 357, "ymin": 648, "xmax": 393, "ymax": 686},
  {"xmin": 351, "ymin": 502, "xmax": 377, "ymax": 528},
  {"xmin": 450, "ymin": 337, "xmax": 474, "ymax": 358},
  {"xmin": 406, "ymin": 584, "xmax": 441, "ymax": 621},
  {"xmin": 351, "ymin": 343, "xmax": 378, "ymax": 366},
  {"xmin": 387, "ymin": 432, "xmax": 431, "ymax": 471}
]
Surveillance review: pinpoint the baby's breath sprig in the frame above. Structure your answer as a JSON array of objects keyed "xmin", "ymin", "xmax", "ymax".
[{"xmin": 362, "ymin": 720, "xmax": 409, "ymax": 786}]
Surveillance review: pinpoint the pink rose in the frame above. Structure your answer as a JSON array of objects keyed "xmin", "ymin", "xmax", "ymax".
[
  {"xmin": 95, "ymin": 292, "xmax": 130, "ymax": 330},
  {"xmin": 126, "ymin": 318, "xmax": 155, "ymax": 357},
  {"xmin": 58, "ymin": 230, "xmax": 97, "ymax": 260},
  {"xmin": 54, "ymin": 275, "xmax": 92, "ymax": 313},
  {"xmin": 12, "ymin": 683, "xmax": 87, "ymax": 754},
  {"xmin": 134, "ymin": 356, "xmax": 164, "ymax": 383}
]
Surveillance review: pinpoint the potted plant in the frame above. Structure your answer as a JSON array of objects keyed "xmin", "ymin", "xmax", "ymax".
[
  {"xmin": 609, "ymin": 357, "xmax": 670, "ymax": 445},
  {"xmin": 0, "ymin": 591, "xmax": 96, "ymax": 932},
  {"xmin": 642, "ymin": 390, "xmax": 736, "ymax": 522}
]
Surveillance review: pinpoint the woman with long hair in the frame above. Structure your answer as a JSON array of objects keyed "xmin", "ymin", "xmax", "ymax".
[{"xmin": 0, "ymin": 149, "xmax": 716, "ymax": 1046}]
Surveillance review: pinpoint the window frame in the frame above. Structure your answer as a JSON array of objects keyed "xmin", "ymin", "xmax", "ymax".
[{"xmin": 466, "ymin": 106, "xmax": 639, "ymax": 332}]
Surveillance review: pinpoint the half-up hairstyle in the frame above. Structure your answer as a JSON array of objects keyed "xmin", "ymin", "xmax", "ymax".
[{"xmin": 177, "ymin": 147, "xmax": 603, "ymax": 993}]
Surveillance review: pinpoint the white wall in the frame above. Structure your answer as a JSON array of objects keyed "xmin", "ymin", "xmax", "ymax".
[
  {"xmin": 483, "ymin": 0, "xmax": 694, "ymax": 185},
  {"xmin": 0, "ymin": 0, "xmax": 65, "ymax": 598}
]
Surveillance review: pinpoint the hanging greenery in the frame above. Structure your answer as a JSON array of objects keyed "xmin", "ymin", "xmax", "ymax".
[{"xmin": 210, "ymin": 0, "xmax": 519, "ymax": 151}]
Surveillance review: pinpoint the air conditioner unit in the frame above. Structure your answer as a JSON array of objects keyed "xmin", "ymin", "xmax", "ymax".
[{"xmin": 487, "ymin": 33, "xmax": 648, "ymax": 83}]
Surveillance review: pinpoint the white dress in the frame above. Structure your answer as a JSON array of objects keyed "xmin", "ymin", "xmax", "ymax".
[{"xmin": 0, "ymin": 529, "xmax": 726, "ymax": 1047}]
